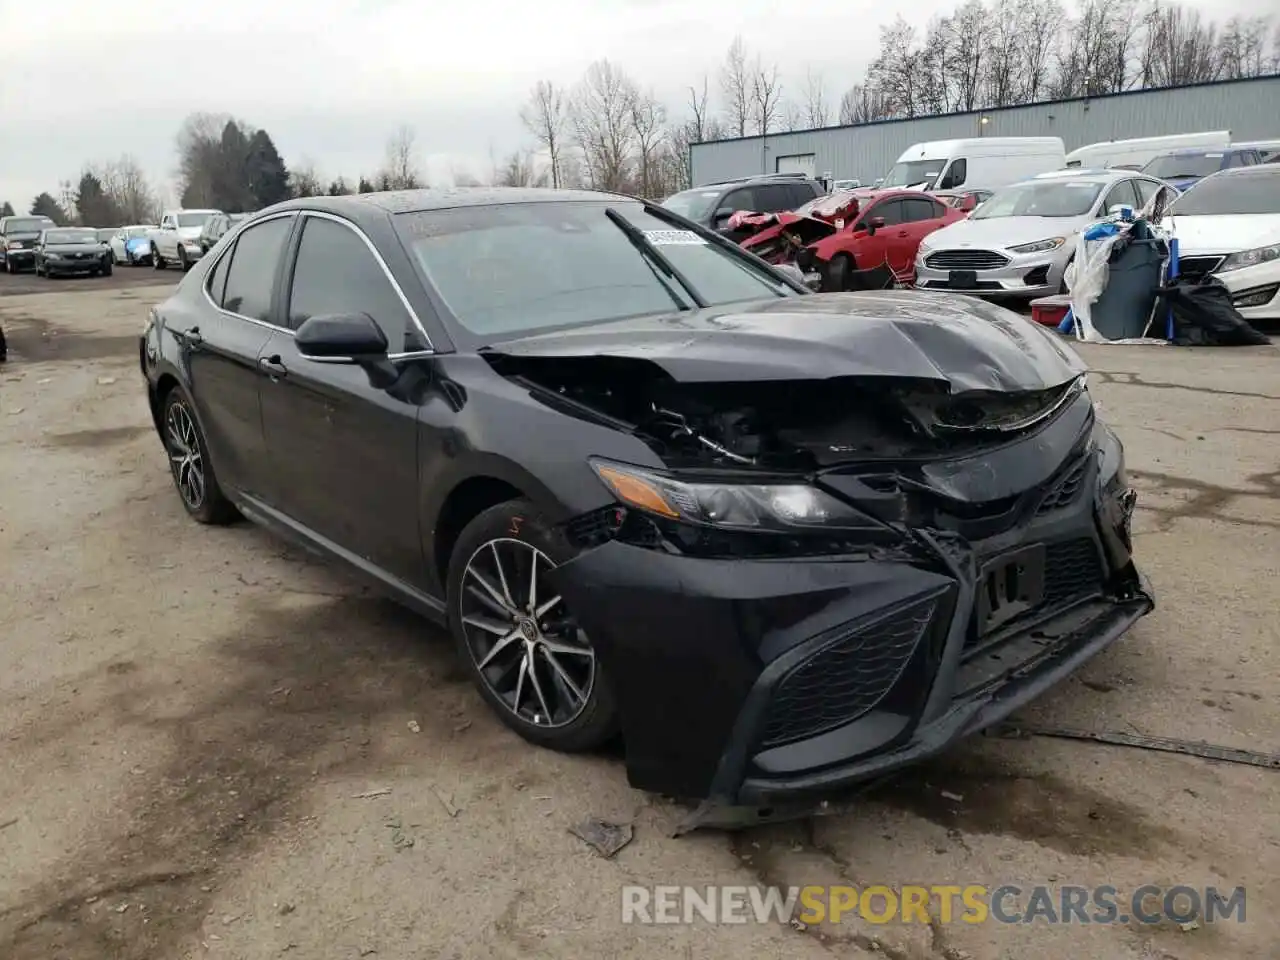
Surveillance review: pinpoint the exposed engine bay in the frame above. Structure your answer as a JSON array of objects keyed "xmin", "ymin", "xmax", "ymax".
[{"xmin": 491, "ymin": 353, "xmax": 1086, "ymax": 471}]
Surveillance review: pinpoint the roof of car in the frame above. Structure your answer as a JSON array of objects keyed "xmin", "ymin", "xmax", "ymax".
[
  {"xmin": 270, "ymin": 187, "xmax": 635, "ymax": 217},
  {"xmin": 1032, "ymin": 168, "xmax": 1137, "ymax": 181},
  {"xmin": 1200, "ymin": 164, "xmax": 1280, "ymax": 179}
]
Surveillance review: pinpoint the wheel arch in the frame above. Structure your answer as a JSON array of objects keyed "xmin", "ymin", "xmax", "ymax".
[{"xmin": 430, "ymin": 475, "xmax": 528, "ymax": 589}]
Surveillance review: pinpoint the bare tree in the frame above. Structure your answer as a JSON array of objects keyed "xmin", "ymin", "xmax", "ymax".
[
  {"xmin": 174, "ymin": 112, "xmax": 235, "ymax": 207},
  {"xmin": 570, "ymin": 59, "xmax": 638, "ymax": 193},
  {"xmin": 379, "ymin": 125, "xmax": 421, "ymax": 190},
  {"xmin": 781, "ymin": 101, "xmax": 806, "ymax": 132},
  {"xmin": 94, "ymin": 156, "xmax": 160, "ymax": 223},
  {"xmin": 1140, "ymin": 2, "xmax": 1220, "ymax": 87},
  {"xmin": 630, "ymin": 89, "xmax": 667, "ymax": 198},
  {"xmin": 838, "ymin": 83, "xmax": 892, "ymax": 124},
  {"xmin": 288, "ymin": 161, "xmax": 324, "ymax": 198},
  {"xmin": 495, "ymin": 151, "xmax": 546, "ymax": 187},
  {"xmin": 1216, "ymin": 16, "xmax": 1271, "ymax": 78},
  {"xmin": 1018, "ymin": 0, "xmax": 1066, "ymax": 101},
  {"xmin": 686, "ymin": 76, "xmax": 715, "ymax": 143},
  {"xmin": 802, "ymin": 68, "xmax": 829, "ymax": 127},
  {"xmin": 750, "ymin": 58, "xmax": 784, "ymax": 135},
  {"xmin": 720, "ymin": 36, "xmax": 751, "ymax": 136},
  {"xmin": 870, "ymin": 18, "xmax": 923, "ymax": 117},
  {"xmin": 519, "ymin": 81, "xmax": 568, "ymax": 188}
]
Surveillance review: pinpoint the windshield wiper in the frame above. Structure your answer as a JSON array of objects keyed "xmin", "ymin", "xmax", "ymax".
[{"xmin": 604, "ymin": 207, "xmax": 708, "ymax": 310}]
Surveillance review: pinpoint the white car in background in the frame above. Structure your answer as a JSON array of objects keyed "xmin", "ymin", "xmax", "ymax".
[{"xmin": 1166, "ymin": 165, "xmax": 1280, "ymax": 323}]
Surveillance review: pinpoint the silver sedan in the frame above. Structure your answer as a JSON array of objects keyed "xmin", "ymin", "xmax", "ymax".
[{"xmin": 914, "ymin": 170, "xmax": 1174, "ymax": 299}]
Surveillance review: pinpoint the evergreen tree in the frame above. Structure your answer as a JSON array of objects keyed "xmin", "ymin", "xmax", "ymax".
[
  {"xmin": 74, "ymin": 171, "xmax": 124, "ymax": 226},
  {"xmin": 0, "ymin": 201, "xmax": 14, "ymax": 217},
  {"xmin": 30, "ymin": 193, "xmax": 70, "ymax": 225},
  {"xmin": 245, "ymin": 129, "xmax": 290, "ymax": 208}
]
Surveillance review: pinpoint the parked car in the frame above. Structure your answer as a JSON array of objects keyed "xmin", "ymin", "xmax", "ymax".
[
  {"xmin": 1164, "ymin": 164, "xmax": 1280, "ymax": 324},
  {"xmin": 740, "ymin": 188, "xmax": 967, "ymax": 288},
  {"xmin": 661, "ymin": 174, "xmax": 826, "ymax": 234},
  {"xmin": 34, "ymin": 227, "xmax": 113, "ymax": 278},
  {"xmin": 915, "ymin": 169, "xmax": 1175, "ymax": 299},
  {"xmin": 933, "ymin": 189, "xmax": 993, "ymax": 212},
  {"xmin": 140, "ymin": 189, "xmax": 1152, "ymax": 806},
  {"xmin": 1234, "ymin": 139, "xmax": 1280, "ymax": 164},
  {"xmin": 1140, "ymin": 147, "xmax": 1264, "ymax": 192},
  {"xmin": 0, "ymin": 215, "xmax": 56, "ymax": 273},
  {"xmin": 1065, "ymin": 130, "xmax": 1230, "ymax": 170},
  {"xmin": 109, "ymin": 225, "xmax": 157, "ymax": 265},
  {"xmin": 881, "ymin": 137, "xmax": 1066, "ymax": 193},
  {"xmin": 198, "ymin": 212, "xmax": 253, "ymax": 254},
  {"xmin": 150, "ymin": 208, "xmax": 220, "ymax": 271}
]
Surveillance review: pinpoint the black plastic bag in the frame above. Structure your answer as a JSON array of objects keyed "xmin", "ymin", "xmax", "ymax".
[{"xmin": 1158, "ymin": 278, "xmax": 1270, "ymax": 346}]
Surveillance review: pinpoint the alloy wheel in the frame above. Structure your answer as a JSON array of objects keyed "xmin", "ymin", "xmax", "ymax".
[
  {"xmin": 459, "ymin": 538, "xmax": 595, "ymax": 728},
  {"xmin": 165, "ymin": 401, "xmax": 205, "ymax": 509}
]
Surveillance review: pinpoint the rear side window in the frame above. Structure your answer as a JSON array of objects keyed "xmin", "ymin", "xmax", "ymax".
[
  {"xmin": 207, "ymin": 241, "xmax": 233, "ymax": 304},
  {"xmin": 1226, "ymin": 152, "xmax": 1254, "ymax": 168},
  {"xmin": 940, "ymin": 158, "xmax": 967, "ymax": 189},
  {"xmin": 753, "ymin": 184, "xmax": 795, "ymax": 212},
  {"xmin": 286, "ymin": 215, "xmax": 413, "ymax": 349},
  {"xmin": 903, "ymin": 198, "xmax": 945, "ymax": 221},
  {"xmin": 220, "ymin": 216, "xmax": 292, "ymax": 322}
]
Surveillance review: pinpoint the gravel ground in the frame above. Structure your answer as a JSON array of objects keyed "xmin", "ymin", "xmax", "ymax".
[
  {"xmin": 0, "ymin": 264, "xmax": 179, "ymax": 298},
  {"xmin": 1, "ymin": 278, "xmax": 1277, "ymax": 960}
]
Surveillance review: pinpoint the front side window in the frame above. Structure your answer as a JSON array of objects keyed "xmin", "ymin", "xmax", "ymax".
[
  {"xmin": 220, "ymin": 216, "xmax": 292, "ymax": 321},
  {"xmin": 1102, "ymin": 181, "xmax": 1139, "ymax": 212},
  {"xmin": 396, "ymin": 201, "xmax": 794, "ymax": 342},
  {"xmin": 940, "ymin": 158, "xmax": 967, "ymax": 189},
  {"xmin": 716, "ymin": 189, "xmax": 758, "ymax": 216},
  {"xmin": 866, "ymin": 200, "xmax": 906, "ymax": 227},
  {"xmin": 287, "ymin": 216, "xmax": 413, "ymax": 350},
  {"xmin": 661, "ymin": 188, "xmax": 723, "ymax": 223}
]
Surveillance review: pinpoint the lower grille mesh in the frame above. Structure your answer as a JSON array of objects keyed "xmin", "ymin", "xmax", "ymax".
[{"xmin": 758, "ymin": 598, "xmax": 935, "ymax": 748}]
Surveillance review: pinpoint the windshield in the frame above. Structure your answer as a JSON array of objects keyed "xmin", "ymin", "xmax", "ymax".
[
  {"xmin": 176, "ymin": 212, "xmax": 214, "ymax": 228},
  {"xmin": 1142, "ymin": 153, "xmax": 1223, "ymax": 179},
  {"xmin": 397, "ymin": 201, "xmax": 794, "ymax": 340},
  {"xmin": 126, "ymin": 227, "xmax": 151, "ymax": 239},
  {"xmin": 660, "ymin": 189, "xmax": 724, "ymax": 222},
  {"xmin": 882, "ymin": 159, "xmax": 945, "ymax": 189},
  {"xmin": 4, "ymin": 217, "xmax": 53, "ymax": 234},
  {"xmin": 971, "ymin": 180, "xmax": 1104, "ymax": 219},
  {"xmin": 1168, "ymin": 171, "xmax": 1280, "ymax": 216},
  {"xmin": 46, "ymin": 229, "xmax": 98, "ymax": 244}
]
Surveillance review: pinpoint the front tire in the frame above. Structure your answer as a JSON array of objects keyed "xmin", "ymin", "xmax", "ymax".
[
  {"xmin": 153, "ymin": 249, "xmax": 166, "ymax": 270},
  {"xmin": 178, "ymin": 248, "xmax": 190, "ymax": 272},
  {"xmin": 159, "ymin": 385, "xmax": 238, "ymax": 525},
  {"xmin": 102, "ymin": 262, "xmax": 113, "ymax": 277},
  {"xmin": 446, "ymin": 499, "xmax": 619, "ymax": 752},
  {"xmin": 825, "ymin": 253, "xmax": 855, "ymax": 292}
]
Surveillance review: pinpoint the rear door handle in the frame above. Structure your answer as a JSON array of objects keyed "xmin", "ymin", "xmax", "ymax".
[{"xmin": 259, "ymin": 356, "xmax": 288, "ymax": 379}]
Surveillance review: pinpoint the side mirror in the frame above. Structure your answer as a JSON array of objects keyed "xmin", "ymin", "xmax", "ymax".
[
  {"xmin": 296, "ymin": 312, "xmax": 389, "ymax": 360},
  {"xmin": 712, "ymin": 209, "xmax": 732, "ymax": 226},
  {"xmin": 867, "ymin": 216, "xmax": 886, "ymax": 234}
]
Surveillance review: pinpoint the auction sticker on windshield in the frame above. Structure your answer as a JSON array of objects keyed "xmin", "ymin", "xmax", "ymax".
[{"xmin": 644, "ymin": 230, "xmax": 707, "ymax": 245}]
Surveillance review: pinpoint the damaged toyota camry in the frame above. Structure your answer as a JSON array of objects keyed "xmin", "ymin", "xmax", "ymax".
[{"xmin": 140, "ymin": 188, "xmax": 1153, "ymax": 821}]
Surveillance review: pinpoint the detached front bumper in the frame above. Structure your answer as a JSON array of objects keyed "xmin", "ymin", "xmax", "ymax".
[{"xmin": 549, "ymin": 474, "xmax": 1152, "ymax": 807}]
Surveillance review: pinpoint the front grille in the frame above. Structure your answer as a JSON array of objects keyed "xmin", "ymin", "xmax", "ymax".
[
  {"xmin": 1036, "ymin": 456, "xmax": 1090, "ymax": 515},
  {"xmin": 1041, "ymin": 538, "xmax": 1105, "ymax": 608},
  {"xmin": 925, "ymin": 249, "xmax": 1010, "ymax": 270},
  {"xmin": 1178, "ymin": 255, "xmax": 1223, "ymax": 282},
  {"xmin": 758, "ymin": 598, "xmax": 936, "ymax": 748}
]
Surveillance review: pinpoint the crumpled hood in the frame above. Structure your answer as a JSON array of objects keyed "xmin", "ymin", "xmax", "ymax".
[
  {"xmin": 1163, "ymin": 213, "xmax": 1280, "ymax": 255},
  {"xmin": 484, "ymin": 290, "xmax": 1086, "ymax": 394}
]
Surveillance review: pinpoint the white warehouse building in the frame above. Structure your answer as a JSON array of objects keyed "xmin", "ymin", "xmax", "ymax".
[{"xmin": 689, "ymin": 75, "xmax": 1280, "ymax": 187}]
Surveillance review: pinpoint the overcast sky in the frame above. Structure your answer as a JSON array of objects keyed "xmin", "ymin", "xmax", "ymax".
[{"xmin": 0, "ymin": 0, "xmax": 1264, "ymax": 211}]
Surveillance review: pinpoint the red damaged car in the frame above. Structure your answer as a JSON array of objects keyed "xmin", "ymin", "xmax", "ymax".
[{"xmin": 733, "ymin": 189, "xmax": 966, "ymax": 291}]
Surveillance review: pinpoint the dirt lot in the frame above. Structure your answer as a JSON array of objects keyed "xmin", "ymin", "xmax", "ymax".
[
  {"xmin": 0, "ymin": 265, "xmax": 179, "ymax": 299},
  {"xmin": 1, "ymin": 277, "xmax": 1277, "ymax": 960}
]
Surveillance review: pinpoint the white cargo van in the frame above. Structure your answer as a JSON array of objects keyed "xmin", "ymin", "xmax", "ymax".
[
  {"xmin": 881, "ymin": 137, "xmax": 1066, "ymax": 193},
  {"xmin": 1065, "ymin": 131, "xmax": 1230, "ymax": 170}
]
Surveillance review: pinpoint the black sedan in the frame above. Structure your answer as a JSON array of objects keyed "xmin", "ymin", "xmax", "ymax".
[
  {"xmin": 35, "ymin": 228, "xmax": 113, "ymax": 278},
  {"xmin": 139, "ymin": 189, "xmax": 1153, "ymax": 815}
]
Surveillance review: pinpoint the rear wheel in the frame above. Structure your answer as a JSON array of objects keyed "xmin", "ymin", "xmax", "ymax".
[
  {"xmin": 446, "ymin": 499, "xmax": 619, "ymax": 751},
  {"xmin": 159, "ymin": 385, "xmax": 238, "ymax": 525}
]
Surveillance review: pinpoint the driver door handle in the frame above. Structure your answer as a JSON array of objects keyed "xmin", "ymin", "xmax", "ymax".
[
  {"xmin": 259, "ymin": 355, "xmax": 288, "ymax": 379},
  {"xmin": 178, "ymin": 326, "xmax": 203, "ymax": 348},
  {"xmin": 896, "ymin": 230, "xmax": 909, "ymax": 237}
]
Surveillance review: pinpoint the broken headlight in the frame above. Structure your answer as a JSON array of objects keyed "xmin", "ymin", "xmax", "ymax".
[{"xmin": 589, "ymin": 458, "xmax": 882, "ymax": 533}]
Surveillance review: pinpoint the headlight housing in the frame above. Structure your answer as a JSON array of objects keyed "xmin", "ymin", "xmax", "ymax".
[
  {"xmin": 1009, "ymin": 237, "xmax": 1065, "ymax": 254},
  {"xmin": 589, "ymin": 459, "xmax": 884, "ymax": 533},
  {"xmin": 1218, "ymin": 243, "xmax": 1280, "ymax": 273}
]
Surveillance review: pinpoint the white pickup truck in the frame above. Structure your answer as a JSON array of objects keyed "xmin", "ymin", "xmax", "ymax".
[{"xmin": 150, "ymin": 209, "xmax": 221, "ymax": 271}]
